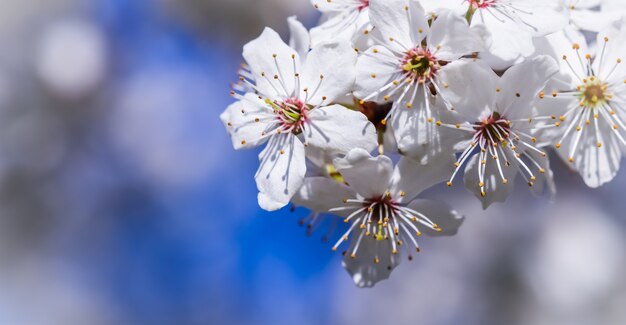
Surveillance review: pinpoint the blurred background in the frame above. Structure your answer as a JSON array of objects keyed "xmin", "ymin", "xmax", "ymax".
[{"xmin": 1, "ymin": 0, "xmax": 626, "ymax": 324}]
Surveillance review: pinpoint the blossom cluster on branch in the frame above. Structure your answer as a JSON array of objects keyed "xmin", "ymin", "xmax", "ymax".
[{"xmin": 221, "ymin": 0, "xmax": 626, "ymax": 287}]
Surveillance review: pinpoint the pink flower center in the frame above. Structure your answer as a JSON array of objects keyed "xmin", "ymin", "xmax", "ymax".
[
  {"xmin": 474, "ymin": 112, "xmax": 511, "ymax": 144},
  {"xmin": 358, "ymin": 0, "xmax": 369, "ymax": 11},
  {"xmin": 467, "ymin": 0, "xmax": 496, "ymax": 9},
  {"xmin": 401, "ymin": 48, "xmax": 440, "ymax": 83},
  {"xmin": 275, "ymin": 97, "xmax": 308, "ymax": 134}
]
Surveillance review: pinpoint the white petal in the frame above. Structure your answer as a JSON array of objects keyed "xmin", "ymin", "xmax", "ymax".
[
  {"xmin": 406, "ymin": 199, "xmax": 464, "ymax": 236},
  {"xmin": 571, "ymin": 9, "xmax": 622, "ymax": 32},
  {"xmin": 369, "ymin": 0, "xmax": 428, "ymax": 49},
  {"xmin": 334, "ymin": 148, "xmax": 393, "ymax": 198},
  {"xmin": 556, "ymin": 116, "xmax": 623, "ymax": 188},
  {"xmin": 220, "ymin": 93, "xmax": 274, "ymax": 149},
  {"xmin": 300, "ymin": 41, "xmax": 357, "ymax": 105},
  {"xmin": 463, "ymin": 154, "xmax": 518, "ymax": 209},
  {"xmin": 309, "ymin": 11, "xmax": 358, "ymax": 47},
  {"xmin": 342, "ymin": 235, "xmax": 400, "ymax": 288},
  {"xmin": 507, "ymin": 0, "xmax": 569, "ymax": 36},
  {"xmin": 427, "ymin": 9, "xmax": 488, "ymax": 61},
  {"xmin": 389, "ymin": 155, "xmax": 455, "ymax": 203},
  {"xmin": 594, "ymin": 22, "xmax": 626, "ymax": 83},
  {"xmin": 292, "ymin": 177, "xmax": 355, "ymax": 213},
  {"xmin": 419, "ymin": 0, "xmax": 462, "ymax": 14},
  {"xmin": 525, "ymin": 149, "xmax": 556, "ymax": 200},
  {"xmin": 472, "ymin": 8, "xmax": 534, "ymax": 62},
  {"xmin": 393, "ymin": 97, "xmax": 467, "ymax": 162},
  {"xmin": 437, "ymin": 59, "xmax": 497, "ymax": 119},
  {"xmin": 288, "ymin": 16, "xmax": 310, "ymax": 59},
  {"xmin": 498, "ymin": 55, "xmax": 559, "ymax": 120},
  {"xmin": 531, "ymin": 27, "xmax": 589, "ymax": 90},
  {"xmin": 243, "ymin": 27, "xmax": 301, "ymax": 99},
  {"xmin": 256, "ymin": 134, "xmax": 307, "ymax": 211},
  {"xmin": 305, "ymin": 104, "xmax": 377, "ymax": 155},
  {"xmin": 354, "ymin": 46, "xmax": 401, "ymax": 102}
]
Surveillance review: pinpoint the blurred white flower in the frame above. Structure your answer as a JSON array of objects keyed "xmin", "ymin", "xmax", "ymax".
[
  {"xmin": 309, "ymin": 0, "xmax": 371, "ymax": 48},
  {"xmin": 36, "ymin": 19, "xmax": 107, "ymax": 99}
]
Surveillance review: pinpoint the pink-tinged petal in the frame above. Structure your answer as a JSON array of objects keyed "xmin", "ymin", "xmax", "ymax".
[
  {"xmin": 342, "ymin": 236, "xmax": 400, "ymax": 288},
  {"xmin": 305, "ymin": 104, "xmax": 377, "ymax": 155},
  {"xmin": 499, "ymin": 55, "xmax": 559, "ymax": 120},
  {"xmin": 300, "ymin": 41, "xmax": 357, "ymax": 106},
  {"xmin": 220, "ymin": 93, "xmax": 275, "ymax": 150},
  {"xmin": 427, "ymin": 9, "xmax": 488, "ymax": 61},
  {"xmin": 256, "ymin": 134, "xmax": 307, "ymax": 211},
  {"xmin": 334, "ymin": 148, "xmax": 392, "ymax": 198},
  {"xmin": 406, "ymin": 199, "xmax": 464, "ymax": 236},
  {"xmin": 243, "ymin": 27, "xmax": 301, "ymax": 99},
  {"xmin": 292, "ymin": 177, "xmax": 355, "ymax": 213},
  {"xmin": 390, "ymin": 155, "xmax": 455, "ymax": 203}
]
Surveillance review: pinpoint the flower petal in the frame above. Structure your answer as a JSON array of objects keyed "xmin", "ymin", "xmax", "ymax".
[
  {"xmin": 369, "ymin": 0, "xmax": 428, "ymax": 50},
  {"xmin": 256, "ymin": 134, "xmax": 307, "ymax": 211},
  {"xmin": 305, "ymin": 104, "xmax": 377, "ymax": 155},
  {"xmin": 342, "ymin": 235, "xmax": 400, "ymax": 288},
  {"xmin": 292, "ymin": 177, "xmax": 355, "ymax": 213},
  {"xmin": 463, "ymin": 154, "xmax": 518, "ymax": 209},
  {"xmin": 437, "ymin": 59, "xmax": 497, "ymax": 119},
  {"xmin": 243, "ymin": 27, "xmax": 301, "ymax": 99},
  {"xmin": 354, "ymin": 46, "xmax": 401, "ymax": 102},
  {"xmin": 427, "ymin": 9, "xmax": 488, "ymax": 61},
  {"xmin": 406, "ymin": 199, "xmax": 464, "ymax": 236},
  {"xmin": 288, "ymin": 16, "xmax": 310, "ymax": 59},
  {"xmin": 499, "ymin": 55, "xmax": 559, "ymax": 120},
  {"xmin": 555, "ymin": 116, "xmax": 623, "ymax": 188},
  {"xmin": 334, "ymin": 148, "xmax": 393, "ymax": 198},
  {"xmin": 300, "ymin": 41, "xmax": 357, "ymax": 105},
  {"xmin": 390, "ymin": 155, "xmax": 455, "ymax": 203},
  {"xmin": 594, "ymin": 21, "xmax": 626, "ymax": 83},
  {"xmin": 220, "ymin": 93, "xmax": 274, "ymax": 149}
]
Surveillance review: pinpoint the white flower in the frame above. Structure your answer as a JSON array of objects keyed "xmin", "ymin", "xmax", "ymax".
[
  {"xmin": 468, "ymin": 0, "xmax": 569, "ymax": 67},
  {"xmin": 354, "ymin": 0, "xmax": 487, "ymax": 159},
  {"xmin": 295, "ymin": 148, "xmax": 464, "ymax": 287},
  {"xmin": 536, "ymin": 23, "xmax": 626, "ymax": 187},
  {"xmin": 309, "ymin": 0, "xmax": 372, "ymax": 48},
  {"xmin": 220, "ymin": 27, "xmax": 377, "ymax": 211},
  {"xmin": 436, "ymin": 56, "xmax": 559, "ymax": 208}
]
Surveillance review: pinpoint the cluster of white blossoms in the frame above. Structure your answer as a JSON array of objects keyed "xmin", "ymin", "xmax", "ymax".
[{"xmin": 221, "ymin": 0, "xmax": 626, "ymax": 287}]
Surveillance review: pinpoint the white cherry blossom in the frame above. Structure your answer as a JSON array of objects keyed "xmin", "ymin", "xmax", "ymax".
[
  {"xmin": 355, "ymin": 0, "xmax": 487, "ymax": 159},
  {"xmin": 537, "ymin": 23, "xmax": 626, "ymax": 187},
  {"xmin": 437, "ymin": 56, "xmax": 559, "ymax": 208},
  {"xmin": 294, "ymin": 148, "xmax": 463, "ymax": 287},
  {"xmin": 221, "ymin": 27, "xmax": 377, "ymax": 211},
  {"xmin": 562, "ymin": 0, "xmax": 623, "ymax": 32}
]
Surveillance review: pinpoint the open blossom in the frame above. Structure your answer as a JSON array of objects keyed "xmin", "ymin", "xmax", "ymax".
[
  {"xmin": 437, "ymin": 56, "xmax": 559, "ymax": 208},
  {"xmin": 309, "ymin": 0, "xmax": 372, "ymax": 48},
  {"xmin": 537, "ymin": 23, "xmax": 626, "ymax": 187},
  {"xmin": 295, "ymin": 148, "xmax": 463, "ymax": 287},
  {"xmin": 355, "ymin": 0, "xmax": 487, "ymax": 159},
  {"xmin": 220, "ymin": 27, "xmax": 377, "ymax": 211}
]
